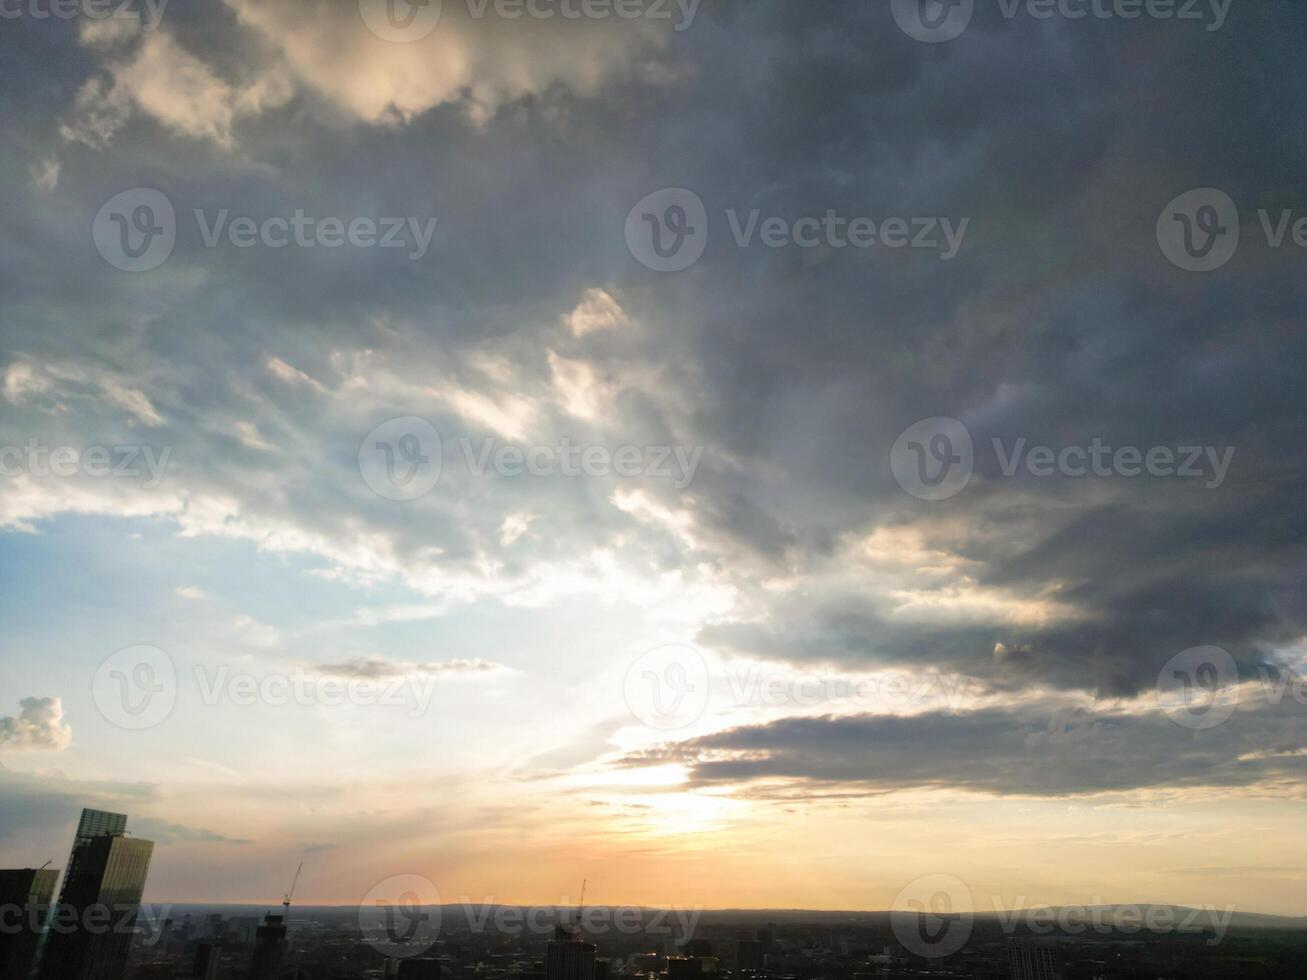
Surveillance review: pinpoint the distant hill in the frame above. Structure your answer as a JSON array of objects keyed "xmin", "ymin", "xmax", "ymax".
[{"xmin": 146, "ymin": 902, "xmax": 1307, "ymax": 932}]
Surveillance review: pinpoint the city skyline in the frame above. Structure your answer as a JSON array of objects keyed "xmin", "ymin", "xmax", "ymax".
[{"xmin": 2, "ymin": 0, "xmax": 1306, "ymax": 939}]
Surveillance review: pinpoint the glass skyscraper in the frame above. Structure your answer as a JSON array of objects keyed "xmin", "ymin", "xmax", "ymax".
[{"xmin": 37, "ymin": 809, "xmax": 154, "ymax": 980}]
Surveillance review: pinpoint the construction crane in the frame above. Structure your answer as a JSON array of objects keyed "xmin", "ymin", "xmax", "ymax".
[{"xmin": 283, "ymin": 863, "xmax": 303, "ymax": 918}]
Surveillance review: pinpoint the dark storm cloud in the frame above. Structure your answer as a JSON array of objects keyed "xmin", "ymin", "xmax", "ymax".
[
  {"xmin": 619, "ymin": 697, "xmax": 1307, "ymax": 798},
  {"xmin": 1, "ymin": 2, "xmax": 1304, "ymax": 744}
]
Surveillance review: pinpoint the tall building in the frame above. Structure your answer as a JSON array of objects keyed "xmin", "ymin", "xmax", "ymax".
[
  {"xmin": 193, "ymin": 942, "xmax": 221, "ymax": 980},
  {"xmin": 396, "ymin": 959, "xmax": 442, "ymax": 980},
  {"xmin": 666, "ymin": 957, "xmax": 702, "ymax": 980},
  {"xmin": 545, "ymin": 929, "xmax": 595, "ymax": 980},
  {"xmin": 38, "ymin": 809, "xmax": 154, "ymax": 980},
  {"xmin": 0, "ymin": 868, "xmax": 60, "ymax": 980},
  {"xmin": 735, "ymin": 939, "xmax": 763, "ymax": 972},
  {"xmin": 247, "ymin": 913, "xmax": 287, "ymax": 980},
  {"xmin": 1007, "ymin": 939, "xmax": 1064, "ymax": 980}
]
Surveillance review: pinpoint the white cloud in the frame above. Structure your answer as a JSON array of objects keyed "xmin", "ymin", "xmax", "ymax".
[
  {"xmin": 231, "ymin": 420, "xmax": 275, "ymax": 452},
  {"xmin": 0, "ymin": 697, "xmax": 73, "ymax": 752},
  {"xmin": 499, "ymin": 511, "xmax": 536, "ymax": 546},
  {"xmin": 566, "ymin": 288, "xmax": 629, "ymax": 337},
  {"xmin": 2, "ymin": 357, "xmax": 163, "ymax": 426},
  {"xmin": 223, "ymin": 0, "xmax": 668, "ymax": 126},
  {"xmin": 62, "ymin": 27, "xmax": 291, "ymax": 149},
  {"xmin": 29, "ymin": 157, "xmax": 60, "ymax": 192},
  {"xmin": 231, "ymin": 615, "xmax": 282, "ymax": 649},
  {"xmin": 266, "ymin": 357, "xmax": 329, "ymax": 394},
  {"xmin": 311, "ymin": 657, "xmax": 508, "ymax": 680},
  {"xmin": 548, "ymin": 350, "xmax": 613, "ymax": 422}
]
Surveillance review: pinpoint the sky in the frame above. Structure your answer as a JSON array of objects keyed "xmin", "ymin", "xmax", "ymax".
[{"xmin": 1, "ymin": 0, "xmax": 1306, "ymax": 917}]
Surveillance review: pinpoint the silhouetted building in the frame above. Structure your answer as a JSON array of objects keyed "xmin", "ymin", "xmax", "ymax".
[
  {"xmin": 396, "ymin": 958, "xmax": 442, "ymax": 980},
  {"xmin": 0, "ymin": 868, "xmax": 59, "ymax": 980},
  {"xmin": 755, "ymin": 927, "xmax": 774, "ymax": 952},
  {"xmin": 682, "ymin": 940, "xmax": 712, "ymax": 958},
  {"xmin": 593, "ymin": 959, "xmax": 609, "ymax": 980},
  {"xmin": 736, "ymin": 939, "xmax": 763, "ymax": 971},
  {"xmin": 194, "ymin": 942, "xmax": 221, "ymax": 980},
  {"xmin": 545, "ymin": 932, "xmax": 595, "ymax": 980},
  {"xmin": 247, "ymin": 913, "xmax": 287, "ymax": 980},
  {"xmin": 631, "ymin": 954, "xmax": 662, "ymax": 976},
  {"xmin": 666, "ymin": 957, "xmax": 702, "ymax": 980},
  {"xmin": 39, "ymin": 809, "xmax": 154, "ymax": 980},
  {"xmin": 1007, "ymin": 939, "xmax": 1063, "ymax": 980}
]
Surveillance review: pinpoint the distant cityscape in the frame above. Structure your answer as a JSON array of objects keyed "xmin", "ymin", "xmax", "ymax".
[{"xmin": 1, "ymin": 808, "xmax": 1304, "ymax": 980}]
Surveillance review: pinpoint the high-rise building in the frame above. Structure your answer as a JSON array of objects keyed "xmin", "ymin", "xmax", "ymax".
[
  {"xmin": 246, "ymin": 913, "xmax": 287, "ymax": 980},
  {"xmin": 666, "ymin": 957, "xmax": 702, "ymax": 980},
  {"xmin": 38, "ymin": 809, "xmax": 154, "ymax": 980},
  {"xmin": 545, "ymin": 931, "xmax": 595, "ymax": 980},
  {"xmin": 396, "ymin": 958, "xmax": 442, "ymax": 980},
  {"xmin": 735, "ymin": 939, "xmax": 763, "ymax": 971},
  {"xmin": 0, "ymin": 868, "xmax": 60, "ymax": 980},
  {"xmin": 193, "ymin": 942, "xmax": 221, "ymax": 980},
  {"xmin": 1007, "ymin": 939, "xmax": 1064, "ymax": 980}
]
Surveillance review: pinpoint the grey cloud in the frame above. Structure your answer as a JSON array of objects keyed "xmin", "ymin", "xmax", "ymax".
[
  {"xmin": 621, "ymin": 698, "xmax": 1307, "ymax": 798},
  {"xmin": 131, "ymin": 818, "xmax": 253, "ymax": 846},
  {"xmin": 311, "ymin": 657, "xmax": 505, "ymax": 679},
  {"xmin": 0, "ymin": 0, "xmax": 1304, "ymax": 791}
]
